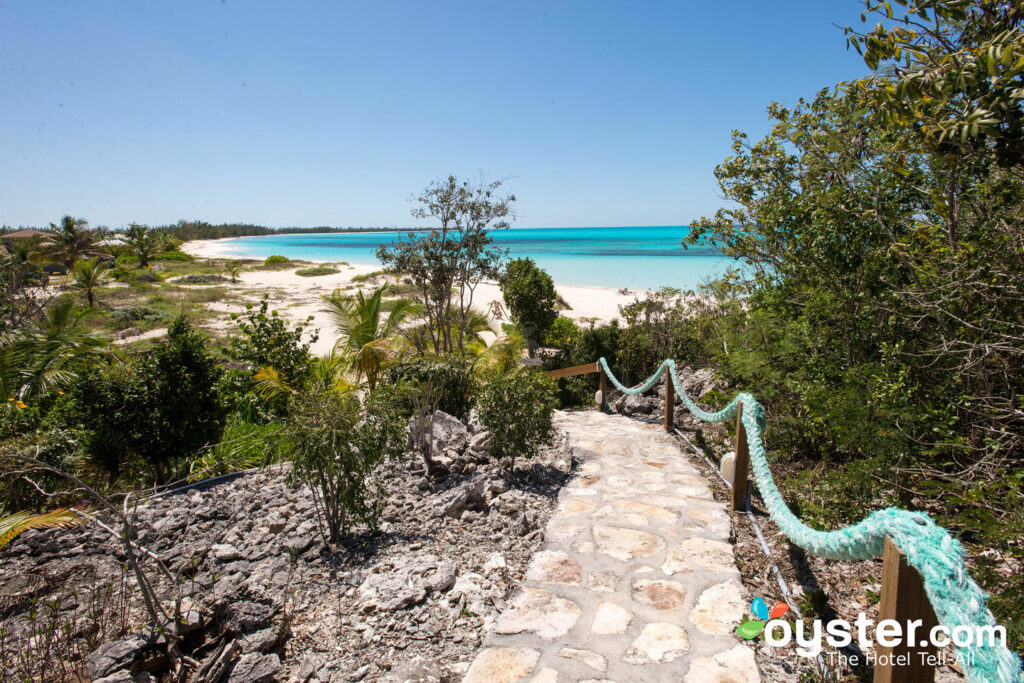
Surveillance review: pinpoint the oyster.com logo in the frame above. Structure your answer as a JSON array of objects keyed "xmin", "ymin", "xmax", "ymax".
[{"xmin": 737, "ymin": 597, "xmax": 789, "ymax": 639}]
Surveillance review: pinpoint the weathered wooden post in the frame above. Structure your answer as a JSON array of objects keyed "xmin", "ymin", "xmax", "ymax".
[
  {"xmin": 731, "ymin": 403, "xmax": 749, "ymax": 510},
  {"xmin": 873, "ymin": 537, "xmax": 938, "ymax": 683},
  {"xmin": 664, "ymin": 371, "xmax": 674, "ymax": 431},
  {"xmin": 598, "ymin": 364, "xmax": 607, "ymax": 414}
]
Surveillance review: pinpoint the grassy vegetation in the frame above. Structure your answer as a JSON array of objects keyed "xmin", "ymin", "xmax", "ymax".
[{"xmin": 295, "ymin": 266, "xmax": 340, "ymax": 277}]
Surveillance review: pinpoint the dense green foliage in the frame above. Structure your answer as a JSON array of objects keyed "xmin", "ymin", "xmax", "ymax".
[
  {"xmin": 675, "ymin": 0, "xmax": 1024, "ymax": 650},
  {"xmin": 477, "ymin": 368, "xmax": 558, "ymax": 473},
  {"xmin": 68, "ymin": 318, "xmax": 226, "ymax": 484},
  {"xmin": 229, "ymin": 296, "xmax": 317, "ymax": 388},
  {"xmin": 385, "ymin": 356, "xmax": 475, "ymax": 417},
  {"xmin": 263, "ymin": 254, "xmax": 290, "ymax": 265},
  {"xmin": 500, "ymin": 258, "xmax": 557, "ymax": 357},
  {"xmin": 153, "ymin": 250, "xmax": 193, "ymax": 262}
]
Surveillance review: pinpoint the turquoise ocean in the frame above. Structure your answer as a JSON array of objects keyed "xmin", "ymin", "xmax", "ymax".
[{"xmin": 207, "ymin": 226, "xmax": 734, "ymax": 290}]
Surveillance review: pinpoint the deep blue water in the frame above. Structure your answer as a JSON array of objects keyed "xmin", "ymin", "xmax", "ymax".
[{"xmin": 209, "ymin": 226, "xmax": 735, "ymax": 289}]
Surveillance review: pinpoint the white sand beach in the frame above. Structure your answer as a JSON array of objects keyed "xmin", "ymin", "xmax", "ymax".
[{"xmin": 182, "ymin": 239, "xmax": 640, "ymax": 355}]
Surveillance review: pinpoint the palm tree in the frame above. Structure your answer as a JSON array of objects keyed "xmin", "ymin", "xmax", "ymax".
[
  {"xmin": 125, "ymin": 223, "xmax": 160, "ymax": 268},
  {"xmin": 1, "ymin": 298, "xmax": 110, "ymax": 401},
  {"xmin": 72, "ymin": 258, "xmax": 109, "ymax": 307},
  {"xmin": 43, "ymin": 215, "xmax": 94, "ymax": 266},
  {"xmin": 322, "ymin": 285, "xmax": 418, "ymax": 390}
]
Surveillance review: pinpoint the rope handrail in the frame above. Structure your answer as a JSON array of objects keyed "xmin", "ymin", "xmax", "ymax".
[{"xmin": 596, "ymin": 357, "xmax": 1023, "ymax": 683}]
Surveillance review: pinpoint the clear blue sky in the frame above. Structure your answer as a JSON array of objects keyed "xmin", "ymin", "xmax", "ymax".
[{"xmin": 1, "ymin": 1, "xmax": 867, "ymax": 229}]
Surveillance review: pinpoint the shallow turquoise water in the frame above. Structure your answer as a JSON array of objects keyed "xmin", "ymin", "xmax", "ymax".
[{"xmin": 210, "ymin": 226, "xmax": 735, "ymax": 289}]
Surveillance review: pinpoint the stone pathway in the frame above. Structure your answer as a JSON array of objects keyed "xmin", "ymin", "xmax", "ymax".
[{"xmin": 464, "ymin": 410, "xmax": 760, "ymax": 683}]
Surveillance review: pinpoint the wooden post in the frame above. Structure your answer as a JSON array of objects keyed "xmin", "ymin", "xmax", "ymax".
[
  {"xmin": 731, "ymin": 403, "xmax": 749, "ymax": 510},
  {"xmin": 873, "ymin": 537, "xmax": 938, "ymax": 683},
  {"xmin": 598, "ymin": 367, "xmax": 607, "ymax": 413},
  {"xmin": 664, "ymin": 372, "xmax": 674, "ymax": 431}
]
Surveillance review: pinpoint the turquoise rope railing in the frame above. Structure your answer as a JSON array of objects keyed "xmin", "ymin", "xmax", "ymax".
[{"xmin": 597, "ymin": 357, "xmax": 1023, "ymax": 683}]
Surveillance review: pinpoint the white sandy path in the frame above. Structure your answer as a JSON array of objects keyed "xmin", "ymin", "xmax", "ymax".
[{"xmin": 182, "ymin": 239, "xmax": 640, "ymax": 356}]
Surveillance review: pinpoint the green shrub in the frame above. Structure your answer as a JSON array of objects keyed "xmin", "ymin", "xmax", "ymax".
[
  {"xmin": 542, "ymin": 316, "xmax": 580, "ymax": 351},
  {"xmin": 70, "ymin": 318, "xmax": 226, "ymax": 485},
  {"xmin": 154, "ymin": 250, "xmax": 193, "ymax": 262},
  {"xmin": 264, "ymin": 255, "xmax": 290, "ymax": 265},
  {"xmin": 500, "ymin": 258, "xmax": 557, "ymax": 356},
  {"xmin": 295, "ymin": 266, "xmax": 340, "ymax": 277},
  {"xmin": 130, "ymin": 271, "xmax": 160, "ymax": 284},
  {"xmin": 175, "ymin": 274, "xmax": 226, "ymax": 284},
  {"xmin": 385, "ymin": 356, "xmax": 474, "ymax": 417},
  {"xmin": 110, "ymin": 265, "xmax": 133, "ymax": 282},
  {"xmin": 284, "ymin": 390, "xmax": 405, "ymax": 545},
  {"xmin": 230, "ymin": 296, "xmax": 316, "ymax": 383},
  {"xmin": 477, "ymin": 368, "xmax": 558, "ymax": 473}
]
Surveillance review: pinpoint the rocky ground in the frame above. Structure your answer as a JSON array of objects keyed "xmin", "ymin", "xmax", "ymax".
[{"xmin": 0, "ymin": 411, "xmax": 576, "ymax": 682}]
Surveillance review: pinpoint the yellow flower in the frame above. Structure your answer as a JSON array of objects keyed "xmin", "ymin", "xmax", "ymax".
[
  {"xmin": 16, "ymin": 401, "xmax": 27, "ymax": 409},
  {"xmin": 58, "ymin": 391, "xmax": 64, "ymax": 395}
]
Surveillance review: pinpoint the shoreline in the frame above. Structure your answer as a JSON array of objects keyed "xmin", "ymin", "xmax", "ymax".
[{"xmin": 181, "ymin": 239, "xmax": 642, "ymax": 355}]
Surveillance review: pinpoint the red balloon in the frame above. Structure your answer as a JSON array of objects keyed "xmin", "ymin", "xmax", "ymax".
[{"xmin": 770, "ymin": 602, "xmax": 789, "ymax": 619}]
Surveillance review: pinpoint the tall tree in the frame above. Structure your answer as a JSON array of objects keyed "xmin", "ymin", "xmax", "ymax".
[
  {"xmin": 500, "ymin": 257, "xmax": 557, "ymax": 357},
  {"xmin": 43, "ymin": 215, "xmax": 94, "ymax": 266},
  {"xmin": 377, "ymin": 175, "xmax": 514, "ymax": 356}
]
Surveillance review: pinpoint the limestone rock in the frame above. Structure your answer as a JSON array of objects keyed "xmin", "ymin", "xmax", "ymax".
[
  {"xmin": 624, "ymin": 622, "xmax": 690, "ymax": 664},
  {"xmin": 631, "ymin": 579, "xmax": 688, "ymax": 609},
  {"xmin": 593, "ymin": 525, "xmax": 665, "ymax": 561},
  {"xmin": 590, "ymin": 601, "xmax": 632, "ymax": 635},
  {"xmin": 524, "ymin": 550, "xmax": 582, "ymax": 586},
  {"xmin": 494, "ymin": 587, "xmax": 581, "ymax": 639},
  {"xmin": 684, "ymin": 644, "xmax": 759, "ymax": 682},
  {"xmin": 431, "ymin": 410, "xmax": 469, "ymax": 453},
  {"xmin": 689, "ymin": 580, "xmax": 746, "ymax": 635},
  {"xmin": 463, "ymin": 647, "xmax": 540, "ymax": 683},
  {"xmin": 85, "ymin": 635, "xmax": 163, "ymax": 680},
  {"xmin": 227, "ymin": 652, "xmax": 281, "ymax": 683}
]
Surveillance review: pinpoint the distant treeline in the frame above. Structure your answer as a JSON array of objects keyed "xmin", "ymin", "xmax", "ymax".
[{"xmin": 158, "ymin": 221, "xmax": 410, "ymax": 242}]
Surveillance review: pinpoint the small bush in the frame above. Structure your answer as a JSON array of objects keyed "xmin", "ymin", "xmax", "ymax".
[
  {"xmin": 385, "ymin": 357, "xmax": 474, "ymax": 417},
  {"xmin": 111, "ymin": 265, "xmax": 134, "ymax": 282},
  {"xmin": 264, "ymin": 254, "xmax": 290, "ymax": 265},
  {"xmin": 129, "ymin": 271, "xmax": 161, "ymax": 284},
  {"xmin": 284, "ymin": 390, "xmax": 405, "ymax": 545},
  {"xmin": 229, "ymin": 296, "xmax": 317, "ymax": 398},
  {"xmin": 154, "ymin": 250, "xmax": 193, "ymax": 262},
  {"xmin": 542, "ymin": 316, "xmax": 580, "ymax": 351},
  {"xmin": 477, "ymin": 368, "xmax": 558, "ymax": 473},
  {"xmin": 296, "ymin": 266, "xmax": 340, "ymax": 277},
  {"xmin": 175, "ymin": 274, "xmax": 227, "ymax": 284}
]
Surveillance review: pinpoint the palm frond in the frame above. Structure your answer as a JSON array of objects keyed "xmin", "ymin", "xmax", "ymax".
[
  {"xmin": 253, "ymin": 365, "xmax": 295, "ymax": 399},
  {"xmin": 0, "ymin": 509, "xmax": 87, "ymax": 550}
]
